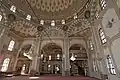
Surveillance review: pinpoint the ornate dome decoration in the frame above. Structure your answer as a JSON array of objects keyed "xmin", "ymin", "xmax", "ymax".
[
  {"xmin": 9, "ymin": 20, "xmax": 37, "ymax": 38},
  {"xmin": 67, "ymin": 19, "xmax": 91, "ymax": 36},
  {"xmin": 28, "ymin": 0, "xmax": 75, "ymax": 12},
  {"xmin": 9, "ymin": 0, "xmax": 89, "ymax": 19},
  {"xmin": 42, "ymin": 26, "xmax": 64, "ymax": 37}
]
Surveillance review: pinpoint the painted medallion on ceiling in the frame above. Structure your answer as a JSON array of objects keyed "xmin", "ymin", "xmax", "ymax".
[{"xmin": 10, "ymin": 0, "xmax": 89, "ymax": 19}]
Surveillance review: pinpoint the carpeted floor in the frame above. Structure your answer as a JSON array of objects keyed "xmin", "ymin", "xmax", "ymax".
[{"xmin": 0, "ymin": 76, "xmax": 101, "ymax": 80}]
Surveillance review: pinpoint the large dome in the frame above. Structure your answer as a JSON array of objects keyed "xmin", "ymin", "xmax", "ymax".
[
  {"xmin": 1, "ymin": 0, "xmax": 92, "ymax": 38},
  {"xmin": 9, "ymin": 0, "xmax": 90, "ymax": 19}
]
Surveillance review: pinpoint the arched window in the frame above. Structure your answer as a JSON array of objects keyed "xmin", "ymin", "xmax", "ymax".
[
  {"xmin": 89, "ymin": 40, "xmax": 94, "ymax": 50},
  {"xmin": 107, "ymin": 55, "xmax": 116, "ymax": 75},
  {"xmin": 93, "ymin": 60, "xmax": 98, "ymax": 72},
  {"xmin": 51, "ymin": 20, "xmax": 55, "ymax": 26},
  {"xmin": 100, "ymin": 0, "xmax": 107, "ymax": 10},
  {"xmin": 1, "ymin": 58, "xmax": 10, "ymax": 72},
  {"xmin": 0, "ymin": 15, "xmax": 2, "ymax": 21},
  {"xmin": 49, "ymin": 55, "xmax": 51, "ymax": 60},
  {"xmin": 57, "ymin": 54, "xmax": 60, "ymax": 60},
  {"xmin": 99, "ymin": 28, "xmax": 107, "ymax": 44},
  {"xmin": 40, "ymin": 20, "xmax": 44, "ymax": 25},
  {"xmin": 8, "ymin": 40, "xmax": 15, "ymax": 51},
  {"xmin": 96, "ymin": 11, "xmax": 99, "ymax": 19}
]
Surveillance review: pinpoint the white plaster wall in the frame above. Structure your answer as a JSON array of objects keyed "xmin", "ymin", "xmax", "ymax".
[
  {"xmin": 3, "ymin": 35, "xmax": 10, "ymax": 46},
  {"xmin": 102, "ymin": 8, "xmax": 120, "ymax": 38},
  {"xmin": 117, "ymin": 0, "xmax": 120, "ymax": 8},
  {"xmin": 111, "ymin": 38, "xmax": 120, "ymax": 71},
  {"xmin": 109, "ymin": 75, "xmax": 120, "ymax": 80}
]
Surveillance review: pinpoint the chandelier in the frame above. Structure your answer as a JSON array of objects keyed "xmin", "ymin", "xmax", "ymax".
[{"xmin": 70, "ymin": 53, "xmax": 76, "ymax": 61}]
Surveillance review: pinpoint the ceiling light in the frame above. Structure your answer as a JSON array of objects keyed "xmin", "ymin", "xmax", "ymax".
[
  {"xmin": 57, "ymin": 54, "xmax": 60, "ymax": 60},
  {"xmin": 62, "ymin": 20, "xmax": 65, "ymax": 24},
  {"xmin": 75, "ymin": 55, "xmax": 77, "ymax": 57},
  {"xmin": 0, "ymin": 15, "xmax": 2, "ymax": 21},
  {"xmin": 56, "ymin": 66, "xmax": 59, "ymax": 71},
  {"xmin": 70, "ymin": 53, "xmax": 76, "ymax": 61},
  {"xmin": 40, "ymin": 20, "xmax": 44, "ymax": 25},
  {"xmin": 23, "ymin": 52, "xmax": 32, "ymax": 60},
  {"xmin": 48, "ymin": 64, "xmax": 51, "ymax": 67},
  {"xmin": 41, "ymin": 54, "xmax": 43, "ymax": 58},
  {"xmin": 10, "ymin": 5, "xmax": 16, "ymax": 13},
  {"xmin": 49, "ymin": 55, "xmax": 51, "ymax": 60},
  {"xmin": 26, "ymin": 14, "xmax": 31, "ymax": 20},
  {"xmin": 51, "ymin": 20, "xmax": 55, "ymax": 26}
]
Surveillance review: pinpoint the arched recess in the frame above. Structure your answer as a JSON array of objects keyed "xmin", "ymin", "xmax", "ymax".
[
  {"xmin": 15, "ymin": 44, "xmax": 32, "ymax": 75},
  {"xmin": 40, "ymin": 43, "xmax": 63, "ymax": 75},
  {"xmin": 69, "ymin": 44, "xmax": 88, "ymax": 76}
]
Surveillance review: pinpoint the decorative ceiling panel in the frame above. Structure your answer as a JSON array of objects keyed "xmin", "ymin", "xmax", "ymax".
[{"xmin": 10, "ymin": 0, "xmax": 89, "ymax": 19}]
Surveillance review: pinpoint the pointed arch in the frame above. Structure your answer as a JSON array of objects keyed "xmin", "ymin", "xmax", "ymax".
[{"xmin": 1, "ymin": 58, "xmax": 10, "ymax": 72}]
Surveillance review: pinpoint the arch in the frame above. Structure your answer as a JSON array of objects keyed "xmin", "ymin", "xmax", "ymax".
[
  {"xmin": 69, "ymin": 44, "xmax": 87, "ymax": 58},
  {"xmin": 1, "ymin": 58, "xmax": 10, "ymax": 72},
  {"xmin": 70, "ymin": 39, "xmax": 86, "ymax": 49},
  {"xmin": 69, "ymin": 44, "xmax": 88, "ymax": 76},
  {"xmin": 21, "ymin": 44, "xmax": 32, "ymax": 52},
  {"xmin": 69, "ymin": 44, "xmax": 85, "ymax": 50},
  {"xmin": 41, "ymin": 26, "xmax": 65, "ymax": 37},
  {"xmin": 40, "ymin": 43, "xmax": 63, "ymax": 74},
  {"xmin": 42, "ymin": 43, "xmax": 62, "ymax": 53},
  {"xmin": 41, "ymin": 42, "xmax": 62, "ymax": 61},
  {"xmin": 41, "ymin": 40, "xmax": 63, "ymax": 50},
  {"xmin": 9, "ymin": 20, "xmax": 35, "ymax": 28}
]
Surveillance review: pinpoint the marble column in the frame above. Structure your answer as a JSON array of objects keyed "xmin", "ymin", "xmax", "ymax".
[
  {"xmin": 91, "ymin": 21, "xmax": 108, "ymax": 75},
  {"xmin": 85, "ymin": 40, "xmax": 93, "ymax": 77},
  {"xmin": 0, "ymin": 26, "xmax": 6, "ymax": 54},
  {"xmin": 30, "ymin": 36, "xmax": 42, "ymax": 76},
  {"xmin": 13, "ymin": 48, "xmax": 22, "ymax": 72},
  {"xmin": 63, "ymin": 34, "xmax": 70, "ymax": 76}
]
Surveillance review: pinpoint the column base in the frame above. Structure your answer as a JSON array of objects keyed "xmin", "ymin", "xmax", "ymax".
[
  {"xmin": 64, "ymin": 70, "xmax": 70, "ymax": 76},
  {"xmin": 30, "ymin": 69, "xmax": 39, "ymax": 76}
]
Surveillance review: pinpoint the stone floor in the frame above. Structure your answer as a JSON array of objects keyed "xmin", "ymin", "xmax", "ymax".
[{"xmin": 0, "ymin": 76, "xmax": 101, "ymax": 80}]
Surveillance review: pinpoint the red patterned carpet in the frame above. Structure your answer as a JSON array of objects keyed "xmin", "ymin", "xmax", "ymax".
[{"xmin": 0, "ymin": 76, "xmax": 101, "ymax": 80}]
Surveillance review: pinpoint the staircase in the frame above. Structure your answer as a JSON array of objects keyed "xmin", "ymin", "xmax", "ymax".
[{"xmin": 71, "ymin": 60, "xmax": 85, "ymax": 76}]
